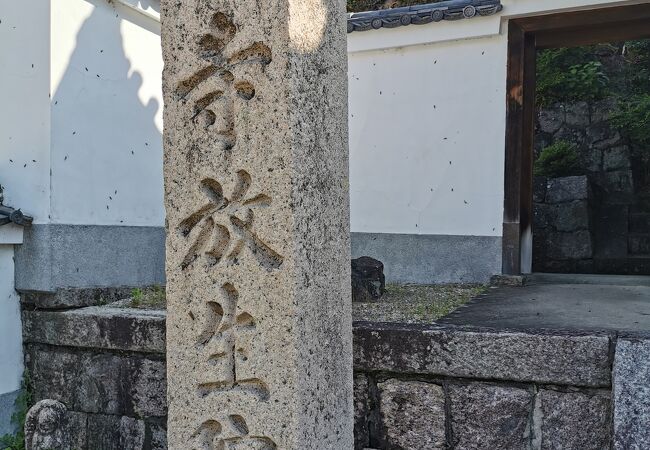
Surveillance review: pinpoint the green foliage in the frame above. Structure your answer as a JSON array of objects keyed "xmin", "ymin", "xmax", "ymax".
[
  {"xmin": 612, "ymin": 94, "xmax": 650, "ymax": 150},
  {"xmin": 0, "ymin": 372, "xmax": 32, "ymax": 450},
  {"xmin": 536, "ymin": 47, "xmax": 609, "ymax": 107},
  {"xmin": 623, "ymin": 40, "xmax": 650, "ymax": 95},
  {"xmin": 534, "ymin": 141, "xmax": 581, "ymax": 178},
  {"xmin": 130, "ymin": 286, "xmax": 165, "ymax": 309},
  {"xmin": 536, "ymin": 40, "xmax": 650, "ymax": 169},
  {"xmin": 131, "ymin": 287, "xmax": 144, "ymax": 306}
]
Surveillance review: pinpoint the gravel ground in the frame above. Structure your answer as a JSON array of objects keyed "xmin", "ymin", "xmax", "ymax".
[
  {"xmin": 114, "ymin": 283, "xmax": 486, "ymax": 324},
  {"xmin": 352, "ymin": 283, "xmax": 487, "ymax": 324}
]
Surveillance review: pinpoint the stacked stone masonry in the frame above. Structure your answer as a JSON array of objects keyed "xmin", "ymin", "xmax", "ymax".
[
  {"xmin": 533, "ymin": 175, "xmax": 594, "ymax": 272},
  {"xmin": 22, "ymin": 295, "xmax": 650, "ymax": 449},
  {"xmin": 534, "ymin": 100, "xmax": 650, "ymax": 274},
  {"xmin": 22, "ymin": 294, "xmax": 168, "ymax": 450}
]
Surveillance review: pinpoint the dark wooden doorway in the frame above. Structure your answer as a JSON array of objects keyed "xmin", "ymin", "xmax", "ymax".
[{"xmin": 502, "ymin": 3, "xmax": 650, "ymax": 275}]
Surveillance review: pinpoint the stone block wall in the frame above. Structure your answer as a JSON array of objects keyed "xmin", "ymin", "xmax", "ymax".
[
  {"xmin": 21, "ymin": 293, "xmax": 167, "ymax": 450},
  {"xmin": 354, "ymin": 373, "xmax": 611, "ymax": 450},
  {"xmin": 21, "ymin": 296, "xmax": 650, "ymax": 449},
  {"xmin": 352, "ymin": 322, "xmax": 616, "ymax": 450},
  {"xmin": 533, "ymin": 175, "xmax": 594, "ymax": 273},
  {"xmin": 534, "ymin": 100, "xmax": 650, "ymax": 274}
]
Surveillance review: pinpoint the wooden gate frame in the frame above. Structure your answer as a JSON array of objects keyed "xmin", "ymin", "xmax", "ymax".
[{"xmin": 502, "ymin": 2, "xmax": 650, "ymax": 275}]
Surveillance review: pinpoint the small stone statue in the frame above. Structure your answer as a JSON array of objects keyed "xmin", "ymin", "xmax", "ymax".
[{"xmin": 25, "ymin": 400, "xmax": 70, "ymax": 450}]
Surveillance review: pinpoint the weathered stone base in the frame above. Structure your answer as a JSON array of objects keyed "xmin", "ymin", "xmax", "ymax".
[{"xmin": 353, "ymin": 323, "xmax": 615, "ymax": 449}]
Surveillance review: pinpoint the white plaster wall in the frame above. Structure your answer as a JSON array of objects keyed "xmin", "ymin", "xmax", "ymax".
[
  {"xmin": 0, "ymin": 0, "xmax": 164, "ymax": 406},
  {"xmin": 50, "ymin": 0, "xmax": 164, "ymax": 226},
  {"xmin": 0, "ymin": 0, "xmax": 164, "ymax": 227},
  {"xmin": 0, "ymin": 245, "xmax": 23, "ymax": 396},
  {"xmin": 0, "ymin": 0, "xmax": 51, "ymax": 224},
  {"xmin": 2, "ymin": 0, "xmax": 641, "ymax": 231},
  {"xmin": 349, "ymin": 34, "xmax": 507, "ymax": 236}
]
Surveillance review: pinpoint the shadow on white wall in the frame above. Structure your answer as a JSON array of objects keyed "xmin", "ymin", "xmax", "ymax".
[{"xmin": 50, "ymin": 0, "xmax": 164, "ymax": 226}]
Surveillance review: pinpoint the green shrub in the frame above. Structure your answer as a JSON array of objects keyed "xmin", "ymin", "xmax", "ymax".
[
  {"xmin": 130, "ymin": 286, "xmax": 165, "ymax": 309},
  {"xmin": 534, "ymin": 141, "xmax": 581, "ymax": 178},
  {"xmin": 623, "ymin": 40, "xmax": 650, "ymax": 95},
  {"xmin": 0, "ymin": 372, "xmax": 32, "ymax": 450},
  {"xmin": 611, "ymin": 94, "xmax": 650, "ymax": 150},
  {"xmin": 131, "ymin": 287, "xmax": 144, "ymax": 307},
  {"xmin": 537, "ymin": 47, "xmax": 609, "ymax": 107}
]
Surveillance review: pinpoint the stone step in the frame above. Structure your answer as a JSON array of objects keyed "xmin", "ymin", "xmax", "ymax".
[{"xmin": 628, "ymin": 213, "xmax": 650, "ymax": 234}]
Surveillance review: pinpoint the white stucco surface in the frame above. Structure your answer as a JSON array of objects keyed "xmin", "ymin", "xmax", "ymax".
[
  {"xmin": 1, "ymin": 0, "xmax": 164, "ymax": 227},
  {"xmin": 349, "ymin": 34, "xmax": 507, "ymax": 236},
  {"xmin": 0, "ymin": 0, "xmax": 51, "ymax": 224},
  {"xmin": 0, "ymin": 0, "xmax": 49, "ymax": 403},
  {"xmin": 50, "ymin": 0, "xmax": 164, "ymax": 226},
  {"xmin": 0, "ymin": 246, "xmax": 23, "ymax": 395},
  {"xmin": 2, "ymin": 0, "xmax": 640, "ymax": 232},
  {"xmin": 0, "ymin": 0, "xmax": 165, "ymax": 407}
]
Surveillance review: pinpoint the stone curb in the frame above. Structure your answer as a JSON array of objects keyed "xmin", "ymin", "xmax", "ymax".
[
  {"xmin": 23, "ymin": 306, "xmax": 166, "ymax": 354},
  {"xmin": 23, "ymin": 308, "xmax": 614, "ymax": 387},
  {"xmin": 353, "ymin": 322, "xmax": 613, "ymax": 387},
  {"xmin": 20, "ymin": 287, "xmax": 139, "ymax": 309}
]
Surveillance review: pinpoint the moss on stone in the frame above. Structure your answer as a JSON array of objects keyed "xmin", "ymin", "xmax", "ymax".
[{"xmin": 352, "ymin": 283, "xmax": 486, "ymax": 324}]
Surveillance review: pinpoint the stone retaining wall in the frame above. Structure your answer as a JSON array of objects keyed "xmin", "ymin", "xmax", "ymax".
[
  {"xmin": 534, "ymin": 99, "xmax": 650, "ymax": 275},
  {"xmin": 22, "ymin": 304, "xmax": 167, "ymax": 450},
  {"xmin": 533, "ymin": 175, "xmax": 594, "ymax": 272},
  {"xmin": 353, "ymin": 323, "xmax": 613, "ymax": 449},
  {"xmin": 21, "ymin": 300, "xmax": 650, "ymax": 449}
]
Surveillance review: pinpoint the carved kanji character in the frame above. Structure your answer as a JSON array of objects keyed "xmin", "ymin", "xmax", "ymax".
[
  {"xmin": 176, "ymin": 12, "xmax": 272, "ymax": 150},
  {"xmin": 191, "ymin": 415, "xmax": 276, "ymax": 450},
  {"xmin": 178, "ymin": 170, "xmax": 283, "ymax": 271},
  {"xmin": 195, "ymin": 283, "xmax": 268, "ymax": 400}
]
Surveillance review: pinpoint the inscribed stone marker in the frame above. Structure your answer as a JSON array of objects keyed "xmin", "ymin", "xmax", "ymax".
[{"xmin": 161, "ymin": 0, "xmax": 352, "ymax": 448}]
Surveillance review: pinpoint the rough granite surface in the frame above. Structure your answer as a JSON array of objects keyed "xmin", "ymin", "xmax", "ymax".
[
  {"xmin": 22, "ymin": 303, "xmax": 627, "ymax": 450},
  {"xmin": 161, "ymin": 0, "xmax": 352, "ymax": 447},
  {"xmin": 354, "ymin": 323, "xmax": 612, "ymax": 387},
  {"xmin": 23, "ymin": 307, "xmax": 166, "ymax": 354},
  {"xmin": 537, "ymin": 388, "xmax": 611, "ymax": 450},
  {"xmin": 26, "ymin": 345, "xmax": 166, "ymax": 419},
  {"xmin": 613, "ymin": 338, "xmax": 650, "ymax": 449},
  {"xmin": 449, "ymin": 382, "xmax": 533, "ymax": 450},
  {"xmin": 377, "ymin": 379, "xmax": 446, "ymax": 450},
  {"xmin": 20, "ymin": 287, "xmax": 136, "ymax": 309},
  {"xmin": 353, "ymin": 375, "xmax": 370, "ymax": 450}
]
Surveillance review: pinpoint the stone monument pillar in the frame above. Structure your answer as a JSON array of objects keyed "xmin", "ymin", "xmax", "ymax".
[{"xmin": 161, "ymin": 0, "xmax": 352, "ymax": 448}]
